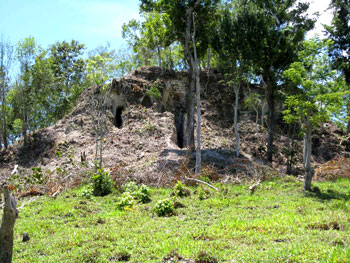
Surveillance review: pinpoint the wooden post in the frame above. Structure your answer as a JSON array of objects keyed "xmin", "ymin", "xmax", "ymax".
[{"xmin": 0, "ymin": 185, "xmax": 18, "ymax": 263}]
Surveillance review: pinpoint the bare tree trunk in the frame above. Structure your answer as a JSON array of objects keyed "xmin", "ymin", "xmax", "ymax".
[
  {"xmin": 233, "ymin": 85, "xmax": 240, "ymax": 157},
  {"xmin": 192, "ymin": 13, "xmax": 201, "ymax": 174},
  {"xmin": 0, "ymin": 186, "xmax": 18, "ymax": 263},
  {"xmin": 304, "ymin": 115, "xmax": 313, "ymax": 191},
  {"xmin": 346, "ymin": 102, "xmax": 350, "ymax": 134},
  {"xmin": 207, "ymin": 47, "xmax": 211, "ymax": 69},
  {"xmin": 265, "ymin": 81, "xmax": 275, "ymax": 163},
  {"xmin": 99, "ymin": 132, "xmax": 103, "ymax": 168},
  {"xmin": 157, "ymin": 46, "xmax": 162, "ymax": 68},
  {"xmin": 255, "ymin": 106, "xmax": 259, "ymax": 132},
  {"xmin": 184, "ymin": 6, "xmax": 195, "ymax": 150}
]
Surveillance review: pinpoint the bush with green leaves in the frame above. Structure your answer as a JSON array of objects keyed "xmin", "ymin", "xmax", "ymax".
[
  {"xmin": 133, "ymin": 184, "xmax": 151, "ymax": 203},
  {"xmin": 92, "ymin": 167, "xmax": 114, "ymax": 197},
  {"xmin": 198, "ymin": 187, "xmax": 211, "ymax": 201},
  {"xmin": 171, "ymin": 181, "xmax": 190, "ymax": 198},
  {"xmin": 122, "ymin": 182, "xmax": 151, "ymax": 203},
  {"xmin": 31, "ymin": 167, "xmax": 45, "ymax": 184},
  {"xmin": 79, "ymin": 184, "xmax": 93, "ymax": 199},
  {"xmin": 116, "ymin": 192, "xmax": 136, "ymax": 210},
  {"xmin": 154, "ymin": 198, "xmax": 174, "ymax": 217},
  {"xmin": 123, "ymin": 182, "xmax": 139, "ymax": 193}
]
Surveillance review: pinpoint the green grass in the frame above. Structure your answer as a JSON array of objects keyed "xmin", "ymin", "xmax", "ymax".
[{"xmin": 7, "ymin": 177, "xmax": 350, "ymax": 262}]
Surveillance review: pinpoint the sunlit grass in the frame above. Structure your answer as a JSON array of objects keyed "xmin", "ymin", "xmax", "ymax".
[{"xmin": 8, "ymin": 177, "xmax": 350, "ymax": 262}]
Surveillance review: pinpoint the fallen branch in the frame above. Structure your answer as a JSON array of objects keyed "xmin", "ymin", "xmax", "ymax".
[
  {"xmin": 249, "ymin": 179, "xmax": 261, "ymax": 195},
  {"xmin": 17, "ymin": 196, "xmax": 39, "ymax": 211},
  {"xmin": 184, "ymin": 177, "xmax": 218, "ymax": 191}
]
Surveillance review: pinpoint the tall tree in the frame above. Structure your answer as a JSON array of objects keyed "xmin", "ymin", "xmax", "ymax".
[
  {"xmin": 283, "ymin": 38, "xmax": 343, "ymax": 191},
  {"xmin": 123, "ymin": 12, "xmax": 172, "ymax": 68},
  {"xmin": 0, "ymin": 38, "xmax": 13, "ymax": 149},
  {"xmin": 49, "ymin": 40, "xmax": 85, "ymax": 118},
  {"xmin": 325, "ymin": 0, "xmax": 350, "ymax": 133},
  {"xmin": 31, "ymin": 50, "xmax": 55, "ymax": 128},
  {"xmin": 221, "ymin": 0, "xmax": 315, "ymax": 162},
  {"xmin": 16, "ymin": 37, "xmax": 37, "ymax": 143},
  {"xmin": 86, "ymin": 54, "xmax": 114, "ymax": 168},
  {"xmin": 141, "ymin": 0, "xmax": 219, "ymax": 150}
]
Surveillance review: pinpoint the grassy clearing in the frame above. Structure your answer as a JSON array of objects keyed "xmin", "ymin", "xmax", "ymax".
[{"xmin": 7, "ymin": 177, "xmax": 350, "ymax": 262}]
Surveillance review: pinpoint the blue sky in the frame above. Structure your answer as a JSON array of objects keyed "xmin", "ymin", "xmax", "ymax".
[
  {"xmin": 0, "ymin": 0, "xmax": 331, "ymax": 52},
  {"xmin": 0, "ymin": 0, "xmax": 141, "ymax": 51}
]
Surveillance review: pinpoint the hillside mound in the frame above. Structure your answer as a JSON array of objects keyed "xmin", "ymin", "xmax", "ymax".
[{"xmin": 0, "ymin": 66, "xmax": 348, "ymax": 192}]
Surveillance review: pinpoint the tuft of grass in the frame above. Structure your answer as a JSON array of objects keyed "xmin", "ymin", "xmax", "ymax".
[{"xmin": 4, "ymin": 178, "xmax": 350, "ymax": 262}]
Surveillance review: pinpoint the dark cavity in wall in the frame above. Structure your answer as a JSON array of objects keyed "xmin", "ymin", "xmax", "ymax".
[
  {"xmin": 114, "ymin": 106, "xmax": 124, "ymax": 128},
  {"xmin": 174, "ymin": 110, "xmax": 185, "ymax": 148}
]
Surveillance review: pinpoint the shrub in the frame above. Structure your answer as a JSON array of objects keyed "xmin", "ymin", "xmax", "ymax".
[
  {"xmin": 171, "ymin": 181, "xmax": 190, "ymax": 198},
  {"xmin": 134, "ymin": 184, "xmax": 151, "ymax": 203},
  {"xmin": 198, "ymin": 187, "xmax": 211, "ymax": 201},
  {"xmin": 123, "ymin": 182, "xmax": 151, "ymax": 203},
  {"xmin": 31, "ymin": 167, "xmax": 45, "ymax": 184},
  {"xmin": 123, "ymin": 182, "xmax": 139, "ymax": 193},
  {"xmin": 92, "ymin": 168, "xmax": 113, "ymax": 197},
  {"xmin": 154, "ymin": 198, "xmax": 174, "ymax": 217},
  {"xmin": 79, "ymin": 184, "xmax": 93, "ymax": 199},
  {"xmin": 116, "ymin": 192, "xmax": 135, "ymax": 210}
]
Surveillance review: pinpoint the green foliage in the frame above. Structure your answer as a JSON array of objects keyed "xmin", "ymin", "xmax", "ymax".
[
  {"xmin": 92, "ymin": 168, "xmax": 114, "ymax": 197},
  {"xmin": 283, "ymin": 38, "xmax": 343, "ymax": 129},
  {"xmin": 31, "ymin": 167, "xmax": 45, "ymax": 184},
  {"xmin": 154, "ymin": 198, "xmax": 174, "ymax": 217},
  {"xmin": 116, "ymin": 192, "xmax": 136, "ymax": 210},
  {"xmin": 133, "ymin": 185, "xmax": 151, "ymax": 204},
  {"xmin": 78, "ymin": 184, "xmax": 93, "ymax": 199},
  {"xmin": 325, "ymin": 0, "xmax": 350, "ymax": 84},
  {"xmin": 49, "ymin": 40, "xmax": 85, "ymax": 117},
  {"xmin": 146, "ymin": 83, "xmax": 161, "ymax": 99},
  {"xmin": 198, "ymin": 187, "xmax": 211, "ymax": 201},
  {"xmin": 122, "ymin": 182, "xmax": 151, "ymax": 203},
  {"xmin": 123, "ymin": 182, "xmax": 139, "ymax": 193},
  {"xmin": 171, "ymin": 181, "xmax": 191, "ymax": 198}
]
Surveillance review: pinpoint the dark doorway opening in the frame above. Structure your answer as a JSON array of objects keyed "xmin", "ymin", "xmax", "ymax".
[
  {"xmin": 114, "ymin": 106, "xmax": 124, "ymax": 128},
  {"xmin": 174, "ymin": 110, "xmax": 185, "ymax": 148}
]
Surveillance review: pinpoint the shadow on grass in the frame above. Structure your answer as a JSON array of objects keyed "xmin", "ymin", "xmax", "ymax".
[
  {"xmin": 305, "ymin": 188, "xmax": 350, "ymax": 202},
  {"xmin": 160, "ymin": 148, "xmax": 238, "ymax": 174}
]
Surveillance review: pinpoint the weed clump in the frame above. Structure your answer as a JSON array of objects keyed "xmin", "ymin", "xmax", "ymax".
[
  {"xmin": 154, "ymin": 198, "xmax": 174, "ymax": 217},
  {"xmin": 123, "ymin": 182, "xmax": 151, "ymax": 203},
  {"xmin": 116, "ymin": 192, "xmax": 136, "ymax": 210},
  {"xmin": 78, "ymin": 184, "xmax": 93, "ymax": 199},
  {"xmin": 198, "ymin": 187, "xmax": 211, "ymax": 200},
  {"xmin": 92, "ymin": 167, "xmax": 114, "ymax": 196},
  {"xmin": 171, "ymin": 181, "xmax": 190, "ymax": 198}
]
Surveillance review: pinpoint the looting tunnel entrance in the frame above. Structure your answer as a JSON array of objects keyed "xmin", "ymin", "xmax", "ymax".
[
  {"xmin": 174, "ymin": 110, "xmax": 185, "ymax": 148},
  {"xmin": 114, "ymin": 106, "xmax": 124, "ymax": 128}
]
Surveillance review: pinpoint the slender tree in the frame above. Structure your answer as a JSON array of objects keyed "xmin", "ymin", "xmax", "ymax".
[
  {"xmin": 283, "ymin": 38, "xmax": 343, "ymax": 191},
  {"xmin": 16, "ymin": 37, "xmax": 37, "ymax": 143},
  {"xmin": 140, "ymin": 0, "xmax": 219, "ymax": 150},
  {"xmin": 0, "ymin": 38, "xmax": 13, "ymax": 149},
  {"xmin": 49, "ymin": 40, "xmax": 85, "ymax": 118}
]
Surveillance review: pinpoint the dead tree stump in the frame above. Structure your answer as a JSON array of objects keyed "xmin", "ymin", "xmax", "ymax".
[{"xmin": 0, "ymin": 186, "xmax": 18, "ymax": 263}]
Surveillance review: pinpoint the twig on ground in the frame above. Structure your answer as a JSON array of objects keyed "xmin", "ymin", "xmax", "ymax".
[
  {"xmin": 17, "ymin": 196, "xmax": 39, "ymax": 210},
  {"xmin": 249, "ymin": 179, "xmax": 261, "ymax": 195},
  {"xmin": 184, "ymin": 177, "xmax": 218, "ymax": 191}
]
